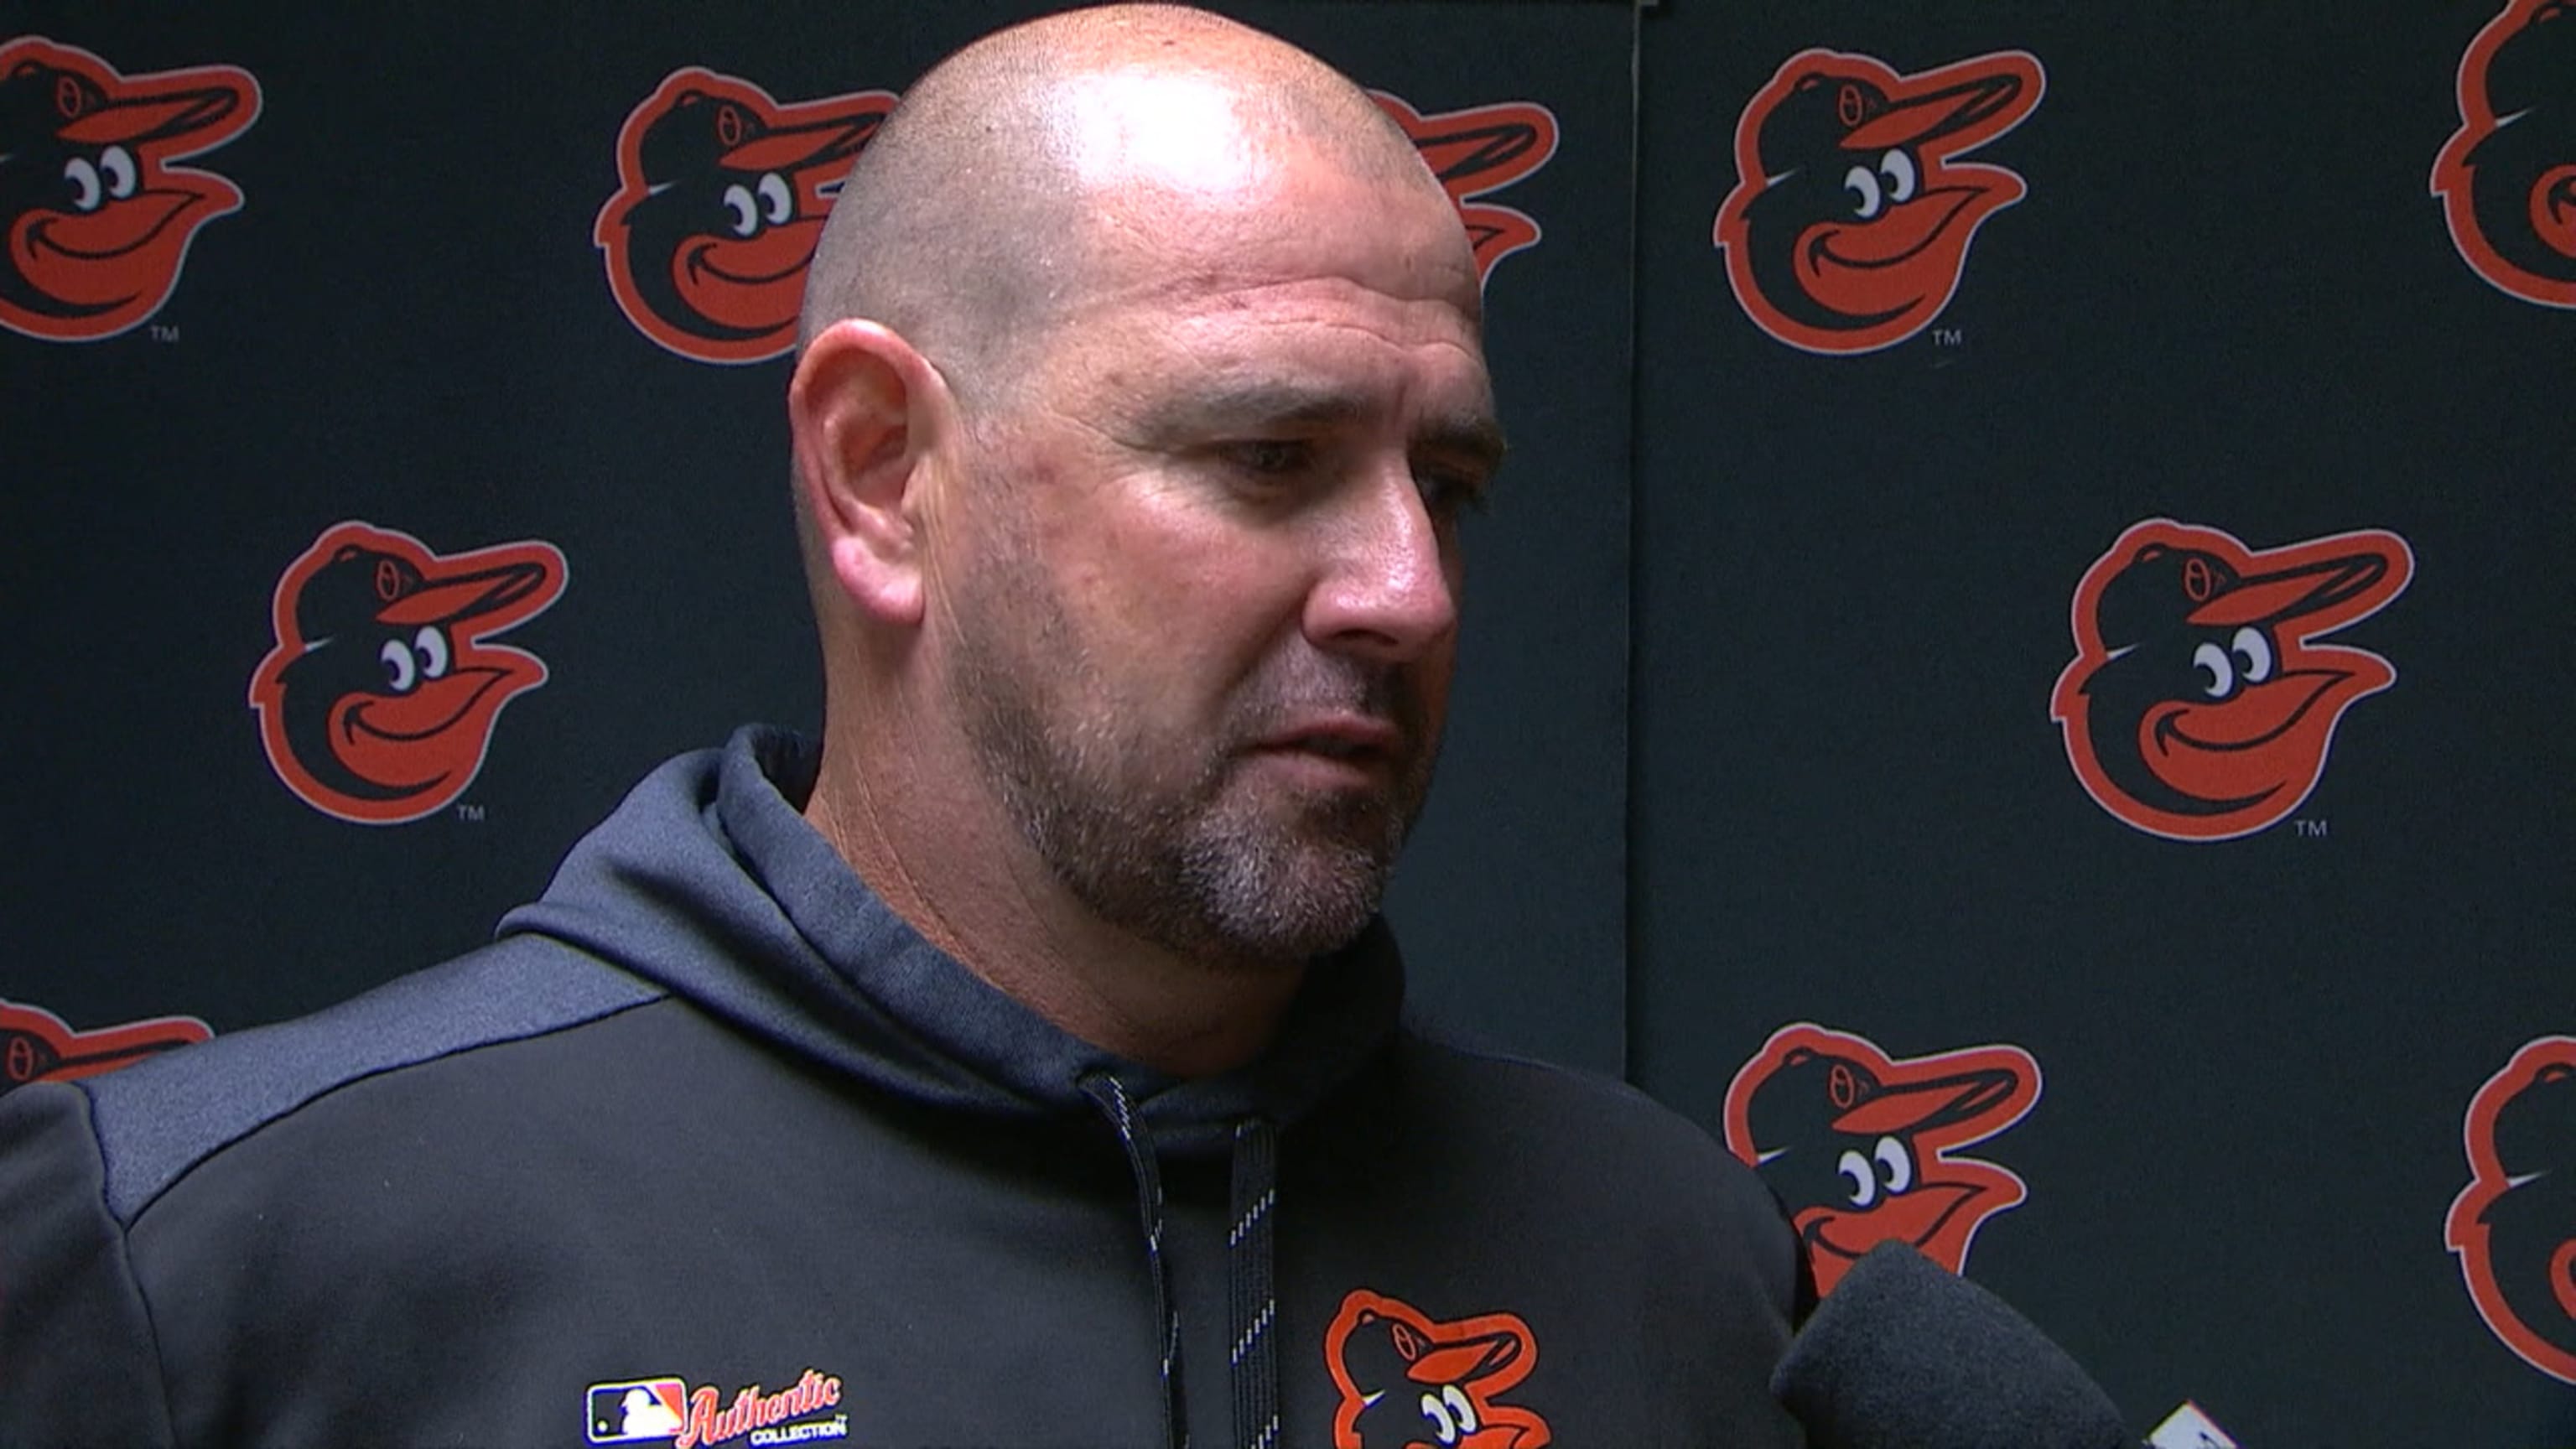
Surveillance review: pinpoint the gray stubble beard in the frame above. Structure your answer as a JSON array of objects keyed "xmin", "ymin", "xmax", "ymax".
[{"xmin": 946, "ymin": 586, "xmax": 1436, "ymax": 974}]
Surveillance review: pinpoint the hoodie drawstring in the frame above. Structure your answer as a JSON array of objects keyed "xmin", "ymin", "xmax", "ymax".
[
  {"xmin": 1081, "ymin": 1075, "xmax": 1282, "ymax": 1449},
  {"xmin": 1083, "ymin": 1073, "xmax": 1187, "ymax": 1449},
  {"xmin": 1226, "ymin": 1116, "xmax": 1279, "ymax": 1449}
]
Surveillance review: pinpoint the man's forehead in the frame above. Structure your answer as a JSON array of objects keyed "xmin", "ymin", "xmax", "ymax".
[
  {"xmin": 1072, "ymin": 181, "xmax": 1484, "ymax": 326},
  {"xmin": 1108, "ymin": 269, "xmax": 1488, "ymax": 377},
  {"xmin": 1046, "ymin": 68, "xmax": 1280, "ymax": 201},
  {"xmin": 1025, "ymin": 64, "xmax": 1477, "ymax": 309}
]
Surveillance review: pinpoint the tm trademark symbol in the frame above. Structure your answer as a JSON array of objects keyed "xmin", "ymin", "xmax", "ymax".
[
  {"xmin": 1932, "ymin": 326, "xmax": 1964, "ymax": 347},
  {"xmin": 148, "ymin": 324, "xmax": 179, "ymax": 344},
  {"xmin": 454, "ymin": 802, "xmax": 486, "ymax": 823},
  {"xmin": 2294, "ymin": 818, "xmax": 2329, "ymax": 839}
]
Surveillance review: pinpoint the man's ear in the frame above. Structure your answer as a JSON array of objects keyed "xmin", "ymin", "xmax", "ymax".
[{"xmin": 788, "ymin": 319, "xmax": 956, "ymax": 627}]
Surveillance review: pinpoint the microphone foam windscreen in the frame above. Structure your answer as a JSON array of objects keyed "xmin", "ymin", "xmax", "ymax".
[{"xmin": 1771, "ymin": 1241, "xmax": 2133, "ymax": 1449}]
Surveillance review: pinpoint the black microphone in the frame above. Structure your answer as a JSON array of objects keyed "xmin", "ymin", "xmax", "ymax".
[{"xmin": 1773, "ymin": 1241, "xmax": 2137, "ymax": 1449}]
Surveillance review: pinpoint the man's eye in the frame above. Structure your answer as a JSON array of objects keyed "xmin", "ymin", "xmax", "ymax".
[
  {"xmin": 1417, "ymin": 467, "xmax": 1490, "ymax": 517},
  {"xmin": 1222, "ymin": 439, "xmax": 1311, "ymax": 476}
]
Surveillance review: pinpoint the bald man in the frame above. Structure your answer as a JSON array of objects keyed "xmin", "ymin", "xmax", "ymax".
[
  {"xmin": 0, "ymin": 9, "xmax": 1806, "ymax": 1447},
  {"xmin": 786, "ymin": 5, "xmax": 1494, "ymax": 1081}
]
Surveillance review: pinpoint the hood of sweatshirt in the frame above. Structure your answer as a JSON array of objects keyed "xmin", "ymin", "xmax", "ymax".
[{"xmin": 496, "ymin": 725, "xmax": 1406, "ymax": 1157}]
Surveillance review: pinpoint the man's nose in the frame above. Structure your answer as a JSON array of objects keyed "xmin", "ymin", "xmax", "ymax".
[{"xmin": 1302, "ymin": 468, "xmax": 1460, "ymax": 664}]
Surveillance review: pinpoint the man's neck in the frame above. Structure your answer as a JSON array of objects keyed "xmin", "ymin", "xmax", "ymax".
[{"xmin": 802, "ymin": 751, "xmax": 1306, "ymax": 1078}]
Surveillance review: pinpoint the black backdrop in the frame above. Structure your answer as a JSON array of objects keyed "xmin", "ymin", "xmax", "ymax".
[
  {"xmin": 1633, "ymin": 4, "xmax": 2573, "ymax": 1442},
  {"xmin": 3, "ymin": 1, "xmax": 2570, "ymax": 1442}
]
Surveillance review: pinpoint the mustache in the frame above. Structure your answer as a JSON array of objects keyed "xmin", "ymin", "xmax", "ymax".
[{"xmin": 1227, "ymin": 657, "xmax": 1427, "ymax": 746}]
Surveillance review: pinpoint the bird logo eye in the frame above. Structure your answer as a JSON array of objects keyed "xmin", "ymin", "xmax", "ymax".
[
  {"xmin": 1873, "ymin": 1135, "xmax": 1914, "ymax": 1194},
  {"xmin": 1417, "ymin": 1384, "xmax": 1478, "ymax": 1445},
  {"xmin": 2231, "ymin": 626, "xmax": 2273, "ymax": 683},
  {"xmin": 379, "ymin": 638, "xmax": 418, "ymax": 693},
  {"xmin": 1838, "ymin": 1147, "xmax": 1878, "ymax": 1207},
  {"xmin": 100, "ymin": 144, "xmax": 138, "ymax": 200},
  {"xmin": 2192, "ymin": 641, "xmax": 2236, "ymax": 699},
  {"xmin": 413, "ymin": 626, "xmax": 450, "ymax": 680},
  {"xmin": 721, "ymin": 183, "xmax": 758, "ymax": 236},
  {"xmin": 1844, "ymin": 164, "xmax": 1883, "ymax": 220},
  {"xmin": 62, "ymin": 157, "xmax": 102, "ymax": 212},
  {"xmin": 1878, "ymin": 148, "xmax": 1917, "ymax": 203},
  {"xmin": 1445, "ymin": 1384, "xmax": 1478, "ymax": 1436},
  {"xmin": 756, "ymin": 170, "xmax": 793, "ymax": 225}
]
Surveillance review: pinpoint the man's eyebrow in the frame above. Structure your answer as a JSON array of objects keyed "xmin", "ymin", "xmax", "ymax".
[
  {"xmin": 1136, "ymin": 382, "xmax": 1509, "ymax": 468},
  {"xmin": 1135, "ymin": 381, "xmax": 1372, "ymax": 438},
  {"xmin": 1420, "ymin": 411, "xmax": 1509, "ymax": 474}
]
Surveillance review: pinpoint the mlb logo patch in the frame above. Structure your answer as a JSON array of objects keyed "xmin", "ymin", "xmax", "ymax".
[{"xmin": 588, "ymin": 1378, "xmax": 687, "ymax": 1443}]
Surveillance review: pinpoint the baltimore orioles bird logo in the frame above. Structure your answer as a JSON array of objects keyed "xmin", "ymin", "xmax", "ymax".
[
  {"xmin": 1714, "ymin": 47, "xmax": 2043, "ymax": 354},
  {"xmin": 248, "ymin": 522, "xmax": 567, "ymax": 825},
  {"xmin": 1327, "ymin": 1291, "xmax": 1550, "ymax": 1449},
  {"xmin": 0, "ymin": 36, "xmax": 259, "ymax": 342},
  {"xmin": 595, "ymin": 68, "xmax": 894, "ymax": 365},
  {"xmin": 2448, "ymin": 1035, "xmax": 2576, "ymax": 1384},
  {"xmin": 0, "ymin": 996, "xmax": 209, "ymax": 1100},
  {"xmin": 2433, "ymin": 0, "xmax": 2576, "ymax": 309},
  {"xmin": 594, "ymin": 73, "xmax": 1555, "ymax": 364},
  {"xmin": 1370, "ymin": 93, "xmax": 1558, "ymax": 286},
  {"xmin": 2052, "ymin": 520, "xmax": 2413, "ymax": 842},
  {"xmin": 1724, "ymin": 1023, "xmax": 2040, "ymax": 1296}
]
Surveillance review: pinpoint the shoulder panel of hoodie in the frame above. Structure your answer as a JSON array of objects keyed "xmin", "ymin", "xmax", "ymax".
[{"xmin": 80, "ymin": 935, "xmax": 663, "ymax": 1225}]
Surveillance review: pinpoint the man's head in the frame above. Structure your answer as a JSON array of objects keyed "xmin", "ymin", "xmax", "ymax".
[{"xmin": 787, "ymin": 5, "xmax": 1500, "ymax": 974}]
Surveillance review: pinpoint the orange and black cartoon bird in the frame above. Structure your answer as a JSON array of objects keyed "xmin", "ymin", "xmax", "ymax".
[
  {"xmin": 595, "ymin": 69, "xmax": 891, "ymax": 364},
  {"xmin": 249, "ymin": 522, "xmax": 565, "ymax": 825},
  {"xmin": 2449, "ymin": 1037, "xmax": 2576, "ymax": 1384},
  {"xmin": 1370, "ymin": 92, "xmax": 1558, "ymax": 287},
  {"xmin": 1725, "ymin": 1024, "xmax": 2039, "ymax": 1296},
  {"xmin": 0, "ymin": 998, "xmax": 209, "ymax": 1100},
  {"xmin": 1327, "ymin": 1294, "xmax": 1550, "ymax": 1449},
  {"xmin": 1715, "ymin": 48, "xmax": 2041, "ymax": 353},
  {"xmin": 0, "ymin": 36, "xmax": 257, "ymax": 341},
  {"xmin": 2433, "ymin": 0, "xmax": 2576, "ymax": 307},
  {"xmin": 2053, "ymin": 521, "xmax": 2412, "ymax": 842}
]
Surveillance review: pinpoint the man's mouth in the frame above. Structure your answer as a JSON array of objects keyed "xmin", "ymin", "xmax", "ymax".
[
  {"xmin": 1247, "ymin": 715, "xmax": 1408, "ymax": 790},
  {"xmin": 1282, "ymin": 736, "xmax": 1384, "ymax": 762},
  {"xmin": 1259, "ymin": 714, "xmax": 1402, "ymax": 759}
]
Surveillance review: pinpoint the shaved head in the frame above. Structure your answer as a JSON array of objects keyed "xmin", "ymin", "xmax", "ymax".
[
  {"xmin": 787, "ymin": 2, "xmax": 1495, "ymax": 1024},
  {"xmin": 798, "ymin": 3, "xmax": 1448, "ymax": 413}
]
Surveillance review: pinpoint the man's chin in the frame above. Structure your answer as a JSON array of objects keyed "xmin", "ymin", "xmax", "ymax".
[{"xmin": 1180, "ymin": 827, "xmax": 1396, "ymax": 969}]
